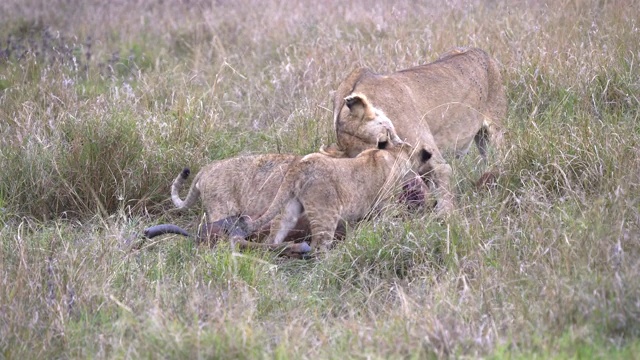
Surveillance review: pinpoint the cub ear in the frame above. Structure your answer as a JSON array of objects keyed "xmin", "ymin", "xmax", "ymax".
[
  {"xmin": 319, "ymin": 143, "xmax": 347, "ymax": 158},
  {"xmin": 344, "ymin": 93, "xmax": 370, "ymax": 119},
  {"xmin": 420, "ymin": 149, "xmax": 432, "ymax": 163}
]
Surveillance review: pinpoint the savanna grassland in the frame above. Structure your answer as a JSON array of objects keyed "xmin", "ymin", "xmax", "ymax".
[{"xmin": 1, "ymin": 0, "xmax": 639, "ymax": 358}]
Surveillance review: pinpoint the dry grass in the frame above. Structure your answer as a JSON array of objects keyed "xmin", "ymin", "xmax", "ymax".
[{"xmin": 1, "ymin": 0, "xmax": 639, "ymax": 358}]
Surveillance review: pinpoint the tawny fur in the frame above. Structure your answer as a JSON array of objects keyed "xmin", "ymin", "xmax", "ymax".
[
  {"xmin": 245, "ymin": 144, "xmax": 431, "ymax": 252},
  {"xmin": 171, "ymin": 154, "xmax": 301, "ymax": 227},
  {"xmin": 333, "ymin": 47, "xmax": 507, "ymax": 215},
  {"xmin": 167, "ymin": 117, "xmax": 408, "ymax": 248},
  {"xmin": 171, "ymin": 154, "xmax": 319, "ymax": 245}
]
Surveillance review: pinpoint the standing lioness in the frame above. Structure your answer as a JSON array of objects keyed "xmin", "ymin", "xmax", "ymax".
[{"xmin": 333, "ymin": 47, "xmax": 507, "ymax": 215}]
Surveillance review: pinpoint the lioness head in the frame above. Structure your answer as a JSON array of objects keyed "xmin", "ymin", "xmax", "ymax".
[{"xmin": 335, "ymin": 93, "xmax": 403, "ymax": 157}]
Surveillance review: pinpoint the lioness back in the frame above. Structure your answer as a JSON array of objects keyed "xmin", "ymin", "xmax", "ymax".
[{"xmin": 430, "ymin": 47, "xmax": 507, "ymax": 147}]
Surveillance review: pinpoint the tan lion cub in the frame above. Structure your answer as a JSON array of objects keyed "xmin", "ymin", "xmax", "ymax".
[
  {"xmin": 144, "ymin": 154, "xmax": 322, "ymax": 257},
  {"xmin": 242, "ymin": 142, "xmax": 431, "ymax": 253}
]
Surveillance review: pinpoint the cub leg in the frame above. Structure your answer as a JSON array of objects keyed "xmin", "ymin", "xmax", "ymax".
[
  {"xmin": 307, "ymin": 211, "xmax": 342, "ymax": 252},
  {"xmin": 309, "ymin": 226, "xmax": 335, "ymax": 253},
  {"xmin": 267, "ymin": 199, "xmax": 304, "ymax": 245}
]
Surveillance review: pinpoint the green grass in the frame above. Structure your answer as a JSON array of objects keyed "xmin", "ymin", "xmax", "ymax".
[{"xmin": 1, "ymin": 0, "xmax": 640, "ymax": 358}]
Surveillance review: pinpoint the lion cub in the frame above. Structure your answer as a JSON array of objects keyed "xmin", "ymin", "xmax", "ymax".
[
  {"xmin": 144, "ymin": 154, "xmax": 323, "ymax": 256},
  {"xmin": 242, "ymin": 142, "xmax": 432, "ymax": 252}
]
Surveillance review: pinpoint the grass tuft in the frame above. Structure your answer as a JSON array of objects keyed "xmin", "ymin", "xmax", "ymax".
[{"xmin": 1, "ymin": 0, "xmax": 640, "ymax": 358}]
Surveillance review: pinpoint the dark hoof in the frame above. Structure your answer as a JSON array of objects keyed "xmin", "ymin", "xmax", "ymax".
[
  {"xmin": 280, "ymin": 242, "xmax": 313, "ymax": 259},
  {"xmin": 297, "ymin": 242, "xmax": 312, "ymax": 253}
]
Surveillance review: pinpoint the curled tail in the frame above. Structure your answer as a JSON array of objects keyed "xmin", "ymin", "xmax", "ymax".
[{"xmin": 171, "ymin": 168, "xmax": 200, "ymax": 209}]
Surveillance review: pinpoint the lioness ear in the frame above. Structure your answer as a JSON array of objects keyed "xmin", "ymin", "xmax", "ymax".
[
  {"xmin": 345, "ymin": 94, "xmax": 364, "ymax": 109},
  {"xmin": 344, "ymin": 93, "xmax": 370, "ymax": 119}
]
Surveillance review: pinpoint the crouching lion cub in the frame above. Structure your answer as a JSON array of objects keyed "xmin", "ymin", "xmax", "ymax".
[
  {"xmin": 143, "ymin": 153, "xmax": 342, "ymax": 256},
  {"xmin": 242, "ymin": 142, "xmax": 432, "ymax": 253},
  {"xmin": 333, "ymin": 47, "xmax": 507, "ymax": 215}
]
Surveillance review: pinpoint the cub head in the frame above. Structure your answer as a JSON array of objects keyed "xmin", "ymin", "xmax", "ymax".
[
  {"xmin": 335, "ymin": 93, "xmax": 403, "ymax": 157},
  {"xmin": 381, "ymin": 141, "xmax": 433, "ymax": 182},
  {"xmin": 371, "ymin": 142, "xmax": 432, "ymax": 208},
  {"xmin": 320, "ymin": 133, "xmax": 392, "ymax": 158}
]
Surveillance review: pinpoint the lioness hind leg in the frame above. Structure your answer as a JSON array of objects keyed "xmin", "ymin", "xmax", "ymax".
[
  {"xmin": 475, "ymin": 122, "xmax": 504, "ymax": 160},
  {"xmin": 474, "ymin": 127, "xmax": 489, "ymax": 160}
]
